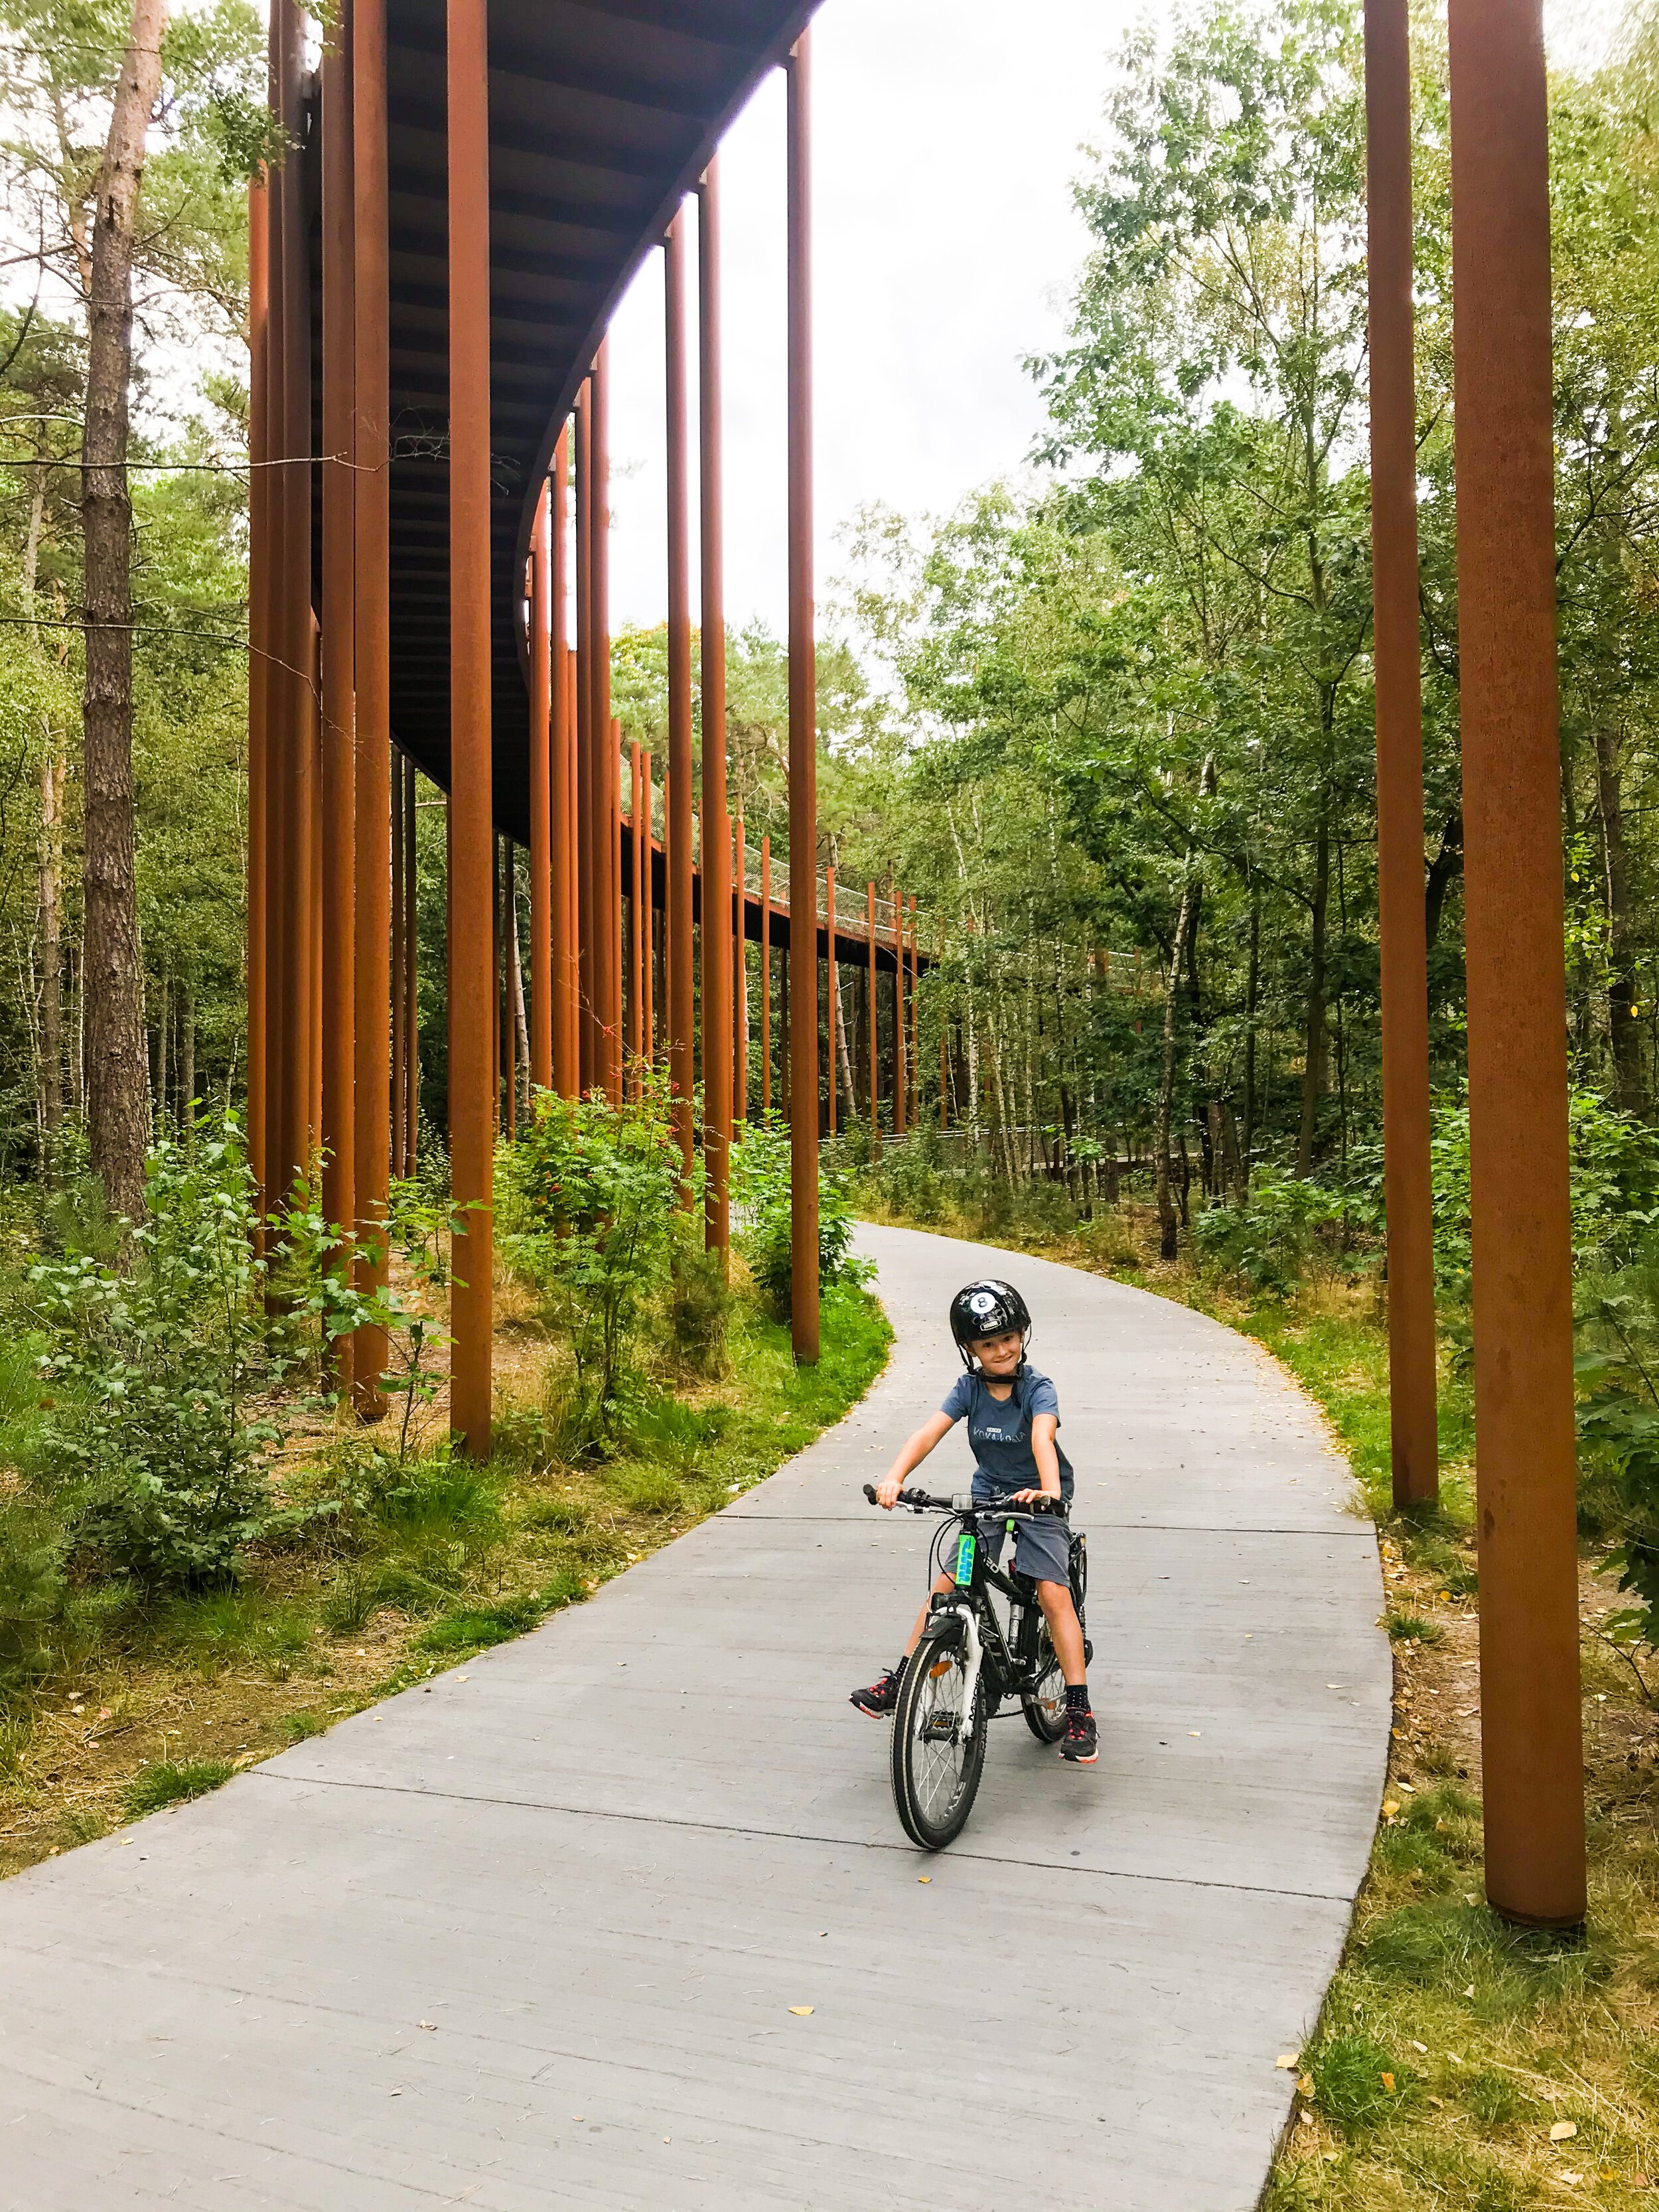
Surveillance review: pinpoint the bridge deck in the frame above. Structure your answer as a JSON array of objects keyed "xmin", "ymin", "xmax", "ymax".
[{"xmin": 0, "ymin": 1224, "xmax": 1388, "ymax": 2211}]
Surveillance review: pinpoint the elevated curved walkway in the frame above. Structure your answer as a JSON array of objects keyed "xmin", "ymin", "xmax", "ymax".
[{"xmin": 0, "ymin": 1224, "xmax": 1389, "ymax": 2210}]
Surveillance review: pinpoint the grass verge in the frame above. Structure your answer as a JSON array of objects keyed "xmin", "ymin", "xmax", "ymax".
[{"xmin": 0, "ymin": 1278, "xmax": 889, "ymax": 1876}]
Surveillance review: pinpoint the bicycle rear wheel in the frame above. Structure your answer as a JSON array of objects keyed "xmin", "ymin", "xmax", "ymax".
[
  {"xmin": 891, "ymin": 1616, "xmax": 987, "ymax": 1850},
  {"xmin": 1022, "ymin": 1621, "xmax": 1066, "ymax": 1743}
]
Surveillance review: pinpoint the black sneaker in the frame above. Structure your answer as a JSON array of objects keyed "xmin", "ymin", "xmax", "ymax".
[
  {"xmin": 1060, "ymin": 1706, "xmax": 1099, "ymax": 1763},
  {"xmin": 850, "ymin": 1667, "xmax": 903, "ymax": 1718}
]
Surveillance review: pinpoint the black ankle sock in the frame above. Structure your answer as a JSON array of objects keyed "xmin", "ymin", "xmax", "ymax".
[{"xmin": 1066, "ymin": 1682, "xmax": 1091, "ymax": 1714}]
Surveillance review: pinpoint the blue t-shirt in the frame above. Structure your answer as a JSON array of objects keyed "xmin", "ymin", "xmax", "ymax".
[{"xmin": 940, "ymin": 1364, "xmax": 1073, "ymax": 1502}]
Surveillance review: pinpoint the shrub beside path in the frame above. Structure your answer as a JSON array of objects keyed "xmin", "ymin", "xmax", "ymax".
[{"xmin": 0, "ymin": 1221, "xmax": 1389, "ymax": 2211}]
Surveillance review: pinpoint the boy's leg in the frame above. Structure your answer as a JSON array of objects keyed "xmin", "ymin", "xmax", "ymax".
[
  {"xmin": 1036, "ymin": 1579, "xmax": 1086, "ymax": 1686},
  {"xmin": 850, "ymin": 1573, "xmax": 954, "ymax": 1716}
]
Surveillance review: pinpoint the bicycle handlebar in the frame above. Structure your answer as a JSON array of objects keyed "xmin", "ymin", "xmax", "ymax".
[{"xmin": 861, "ymin": 1482, "xmax": 1068, "ymax": 1520}]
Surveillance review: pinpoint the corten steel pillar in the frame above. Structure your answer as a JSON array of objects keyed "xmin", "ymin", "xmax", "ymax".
[
  {"xmin": 550, "ymin": 427, "xmax": 577, "ymax": 1097},
  {"xmin": 910, "ymin": 897, "xmax": 920, "ymax": 1126},
  {"xmin": 351, "ymin": 0, "xmax": 392, "ymax": 1416},
  {"xmin": 665, "ymin": 212, "xmax": 695, "ymax": 1185},
  {"xmin": 893, "ymin": 883, "xmax": 906, "ymax": 1137},
  {"xmin": 1449, "ymin": 0, "xmax": 1585, "ymax": 1928},
  {"xmin": 699, "ymin": 159, "xmax": 733, "ymax": 1262},
  {"xmin": 1366, "ymin": 0, "xmax": 1439, "ymax": 1509},
  {"xmin": 629, "ymin": 741, "xmax": 644, "ymax": 1080},
  {"xmin": 610, "ymin": 715, "xmax": 624, "ymax": 1099},
  {"xmin": 760, "ymin": 834, "xmax": 772, "ymax": 1118},
  {"xmin": 575, "ymin": 384, "xmax": 596, "ymax": 1094},
  {"xmin": 591, "ymin": 348, "xmax": 620, "ymax": 1105},
  {"xmin": 734, "ymin": 812, "xmax": 748, "ymax": 1122},
  {"xmin": 825, "ymin": 863, "xmax": 836, "ymax": 1138},
  {"xmin": 867, "ymin": 879, "xmax": 879, "ymax": 1152},
  {"xmin": 939, "ymin": 918, "xmax": 948, "ymax": 1131},
  {"xmin": 403, "ymin": 761, "xmax": 417, "ymax": 1172},
  {"xmin": 246, "ymin": 173, "xmax": 269, "ymax": 1213},
  {"xmin": 642, "ymin": 750, "xmax": 656, "ymax": 1064},
  {"xmin": 275, "ymin": 0, "xmax": 314, "ymax": 1209},
  {"xmin": 447, "ymin": 0, "xmax": 494, "ymax": 1456},
  {"xmin": 786, "ymin": 34, "xmax": 819, "ymax": 1362},
  {"xmin": 391, "ymin": 759, "xmax": 406, "ymax": 1179},
  {"xmin": 320, "ymin": 0, "xmax": 356, "ymax": 1305},
  {"xmin": 565, "ymin": 650, "xmax": 580, "ymax": 1080},
  {"xmin": 529, "ymin": 483, "xmax": 553, "ymax": 1094}
]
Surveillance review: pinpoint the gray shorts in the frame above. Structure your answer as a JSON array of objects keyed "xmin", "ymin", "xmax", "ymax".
[{"xmin": 976, "ymin": 1504, "xmax": 1072, "ymax": 1589}]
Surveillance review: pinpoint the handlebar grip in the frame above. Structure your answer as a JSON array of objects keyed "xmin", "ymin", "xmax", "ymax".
[{"xmin": 862, "ymin": 1483, "xmax": 879, "ymax": 1505}]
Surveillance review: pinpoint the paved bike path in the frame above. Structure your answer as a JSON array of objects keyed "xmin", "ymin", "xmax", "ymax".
[{"xmin": 0, "ymin": 1223, "xmax": 1390, "ymax": 2211}]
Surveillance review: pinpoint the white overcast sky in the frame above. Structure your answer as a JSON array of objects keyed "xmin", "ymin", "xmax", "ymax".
[{"xmin": 603, "ymin": 0, "xmax": 1629, "ymax": 639}]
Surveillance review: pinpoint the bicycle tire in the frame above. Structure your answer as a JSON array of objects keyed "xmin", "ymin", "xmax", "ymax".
[
  {"xmin": 1023, "ymin": 1621, "xmax": 1066, "ymax": 1743},
  {"xmin": 891, "ymin": 1616, "xmax": 987, "ymax": 1850}
]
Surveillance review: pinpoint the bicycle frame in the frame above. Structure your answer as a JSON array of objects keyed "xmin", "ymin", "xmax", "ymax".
[{"xmin": 925, "ymin": 1505, "xmax": 1064, "ymax": 1737}]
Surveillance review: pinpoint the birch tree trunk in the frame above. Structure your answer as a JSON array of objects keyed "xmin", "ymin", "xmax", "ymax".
[
  {"xmin": 1597, "ymin": 723, "xmax": 1644, "ymax": 1112},
  {"xmin": 82, "ymin": 0, "xmax": 167, "ymax": 1226},
  {"xmin": 37, "ymin": 741, "xmax": 63, "ymax": 1178}
]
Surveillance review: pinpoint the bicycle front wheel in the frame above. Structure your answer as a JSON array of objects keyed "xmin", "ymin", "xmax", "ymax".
[{"xmin": 891, "ymin": 1616, "xmax": 987, "ymax": 1850}]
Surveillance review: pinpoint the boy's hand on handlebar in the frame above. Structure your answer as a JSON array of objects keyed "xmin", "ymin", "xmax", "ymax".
[
  {"xmin": 874, "ymin": 1475, "xmax": 904, "ymax": 1510},
  {"xmin": 1010, "ymin": 1487, "xmax": 1060, "ymax": 1508}
]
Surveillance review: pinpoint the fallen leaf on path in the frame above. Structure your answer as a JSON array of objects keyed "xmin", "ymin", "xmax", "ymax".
[
  {"xmin": 788, "ymin": 2006, "xmax": 814, "ymax": 2016},
  {"xmin": 1275, "ymin": 2053, "xmax": 1301, "ymax": 2069},
  {"xmin": 917, "ymin": 1876, "xmax": 931, "ymax": 1883}
]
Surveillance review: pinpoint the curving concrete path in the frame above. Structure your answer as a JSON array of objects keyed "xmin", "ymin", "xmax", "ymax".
[{"xmin": 0, "ymin": 1223, "xmax": 1390, "ymax": 2211}]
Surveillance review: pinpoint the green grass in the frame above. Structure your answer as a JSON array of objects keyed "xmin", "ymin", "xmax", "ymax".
[{"xmin": 122, "ymin": 1759, "xmax": 236, "ymax": 1817}]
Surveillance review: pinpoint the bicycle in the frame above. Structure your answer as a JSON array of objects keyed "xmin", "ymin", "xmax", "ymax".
[{"xmin": 861, "ymin": 1481, "xmax": 1091, "ymax": 1850}]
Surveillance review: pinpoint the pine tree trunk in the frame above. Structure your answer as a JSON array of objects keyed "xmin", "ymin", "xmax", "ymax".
[
  {"xmin": 1296, "ymin": 812, "xmax": 1330, "ymax": 1177},
  {"xmin": 38, "ymin": 741, "xmax": 63, "ymax": 1180},
  {"xmin": 1155, "ymin": 872, "xmax": 1195, "ymax": 1262},
  {"xmin": 1597, "ymin": 725, "xmax": 1644, "ymax": 1112},
  {"xmin": 180, "ymin": 985, "xmax": 195, "ymax": 1126},
  {"xmin": 82, "ymin": 0, "xmax": 167, "ymax": 1226}
]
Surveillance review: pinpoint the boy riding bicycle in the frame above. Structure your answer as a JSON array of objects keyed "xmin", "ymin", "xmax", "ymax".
[{"xmin": 851, "ymin": 1279, "xmax": 1098, "ymax": 1763}]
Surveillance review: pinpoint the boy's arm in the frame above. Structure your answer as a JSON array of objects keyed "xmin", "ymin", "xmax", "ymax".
[
  {"xmin": 1011, "ymin": 1414, "xmax": 1062, "ymax": 1505},
  {"xmin": 874, "ymin": 1410, "xmax": 956, "ymax": 1509}
]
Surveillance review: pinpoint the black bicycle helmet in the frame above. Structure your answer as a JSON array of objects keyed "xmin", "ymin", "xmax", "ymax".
[{"xmin": 948, "ymin": 1279, "xmax": 1032, "ymax": 1365}]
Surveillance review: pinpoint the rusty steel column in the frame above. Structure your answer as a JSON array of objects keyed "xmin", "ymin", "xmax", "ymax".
[
  {"xmin": 642, "ymin": 749, "xmax": 656, "ymax": 1065},
  {"xmin": 549, "ymin": 427, "xmax": 577, "ymax": 1097},
  {"xmin": 591, "ymin": 346, "xmax": 620, "ymax": 1104},
  {"xmin": 275, "ymin": 0, "xmax": 313, "ymax": 1208},
  {"xmin": 629, "ymin": 740, "xmax": 644, "ymax": 1081},
  {"xmin": 893, "ymin": 881, "xmax": 906, "ymax": 1137},
  {"xmin": 247, "ymin": 172, "xmax": 269, "ymax": 1211},
  {"xmin": 351, "ymin": 0, "xmax": 391, "ymax": 1415},
  {"xmin": 825, "ymin": 862, "xmax": 836, "ymax": 1138},
  {"xmin": 910, "ymin": 897, "xmax": 920, "ymax": 1126},
  {"xmin": 786, "ymin": 33, "xmax": 819, "ymax": 1361},
  {"xmin": 391, "ymin": 758, "xmax": 405, "ymax": 1179},
  {"xmin": 320, "ymin": 0, "xmax": 356, "ymax": 1313},
  {"xmin": 529, "ymin": 482, "xmax": 553, "ymax": 1094},
  {"xmin": 760, "ymin": 834, "xmax": 772, "ymax": 1118},
  {"xmin": 733, "ymin": 812, "xmax": 747, "ymax": 1122},
  {"xmin": 403, "ymin": 758, "xmax": 417, "ymax": 1173},
  {"xmin": 1366, "ymin": 0, "xmax": 1439, "ymax": 1509},
  {"xmin": 609, "ymin": 714, "xmax": 624, "ymax": 1100},
  {"xmin": 665, "ymin": 213, "xmax": 695, "ymax": 1185},
  {"xmin": 699, "ymin": 159, "xmax": 733, "ymax": 1261},
  {"xmin": 1449, "ymin": 0, "xmax": 1585, "ymax": 1928},
  {"xmin": 867, "ymin": 879, "xmax": 879, "ymax": 1153},
  {"xmin": 446, "ymin": 0, "xmax": 494, "ymax": 1455},
  {"xmin": 575, "ymin": 383, "xmax": 595, "ymax": 1093}
]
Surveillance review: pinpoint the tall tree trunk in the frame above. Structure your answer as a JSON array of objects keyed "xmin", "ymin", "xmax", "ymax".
[
  {"xmin": 1297, "ymin": 812, "xmax": 1330, "ymax": 1177},
  {"xmin": 82, "ymin": 0, "xmax": 167, "ymax": 1225},
  {"xmin": 509, "ymin": 863, "xmax": 531, "ymax": 1124},
  {"xmin": 155, "ymin": 974, "xmax": 169, "ymax": 1128},
  {"xmin": 1155, "ymin": 871, "xmax": 1196, "ymax": 1262},
  {"xmin": 832, "ymin": 952, "xmax": 857, "ymax": 1122},
  {"xmin": 180, "ymin": 984, "xmax": 195, "ymax": 1125},
  {"xmin": 1241, "ymin": 883, "xmax": 1260, "ymax": 1185},
  {"xmin": 37, "ymin": 740, "xmax": 63, "ymax": 1180},
  {"xmin": 1596, "ymin": 725, "xmax": 1644, "ymax": 1112}
]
